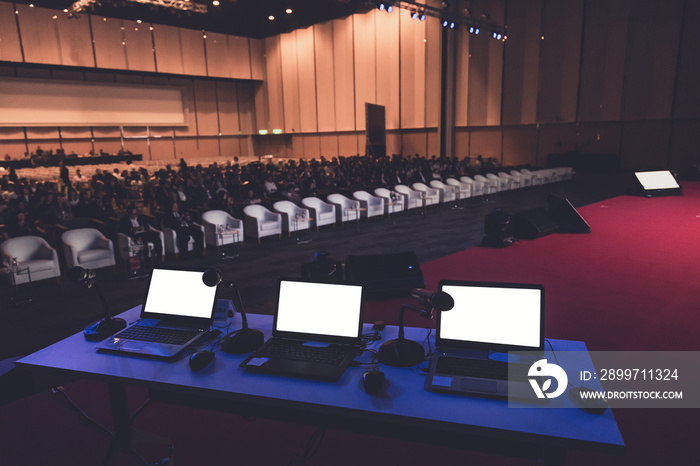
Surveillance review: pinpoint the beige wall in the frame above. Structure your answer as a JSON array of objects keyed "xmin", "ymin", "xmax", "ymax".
[{"xmin": 1, "ymin": 1, "xmax": 699, "ymax": 169}]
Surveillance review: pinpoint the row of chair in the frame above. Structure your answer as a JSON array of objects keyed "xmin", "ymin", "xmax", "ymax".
[{"xmin": 240, "ymin": 167, "xmax": 574, "ymax": 242}]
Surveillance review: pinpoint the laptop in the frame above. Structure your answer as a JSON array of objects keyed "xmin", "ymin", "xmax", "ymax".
[
  {"xmin": 240, "ymin": 277, "xmax": 365, "ymax": 381},
  {"xmin": 425, "ymin": 280, "xmax": 545, "ymax": 398},
  {"xmin": 96, "ymin": 266, "xmax": 218, "ymax": 358}
]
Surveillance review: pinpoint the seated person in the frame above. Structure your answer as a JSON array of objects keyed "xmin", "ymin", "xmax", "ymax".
[
  {"xmin": 162, "ymin": 201, "xmax": 204, "ymax": 259},
  {"xmin": 118, "ymin": 203, "xmax": 162, "ymax": 264}
]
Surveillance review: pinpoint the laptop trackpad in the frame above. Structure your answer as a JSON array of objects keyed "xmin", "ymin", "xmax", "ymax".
[
  {"xmin": 460, "ymin": 378, "xmax": 497, "ymax": 393},
  {"xmin": 119, "ymin": 341, "xmax": 148, "ymax": 352}
]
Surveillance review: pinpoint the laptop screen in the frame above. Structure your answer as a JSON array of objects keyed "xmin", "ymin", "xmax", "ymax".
[
  {"xmin": 274, "ymin": 279, "xmax": 364, "ymax": 340},
  {"xmin": 438, "ymin": 281, "xmax": 544, "ymax": 351},
  {"xmin": 141, "ymin": 267, "xmax": 218, "ymax": 320},
  {"xmin": 634, "ymin": 170, "xmax": 680, "ymax": 190}
]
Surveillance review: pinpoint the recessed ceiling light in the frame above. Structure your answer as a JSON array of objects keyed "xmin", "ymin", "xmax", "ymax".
[
  {"xmin": 213, "ymin": 0, "xmax": 220, "ymax": 5},
  {"xmin": 268, "ymin": 15, "xmax": 275, "ymax": 21},
  {"xmin": 286, "ymin": 8, "xmax": 292, "ymax": 14}
]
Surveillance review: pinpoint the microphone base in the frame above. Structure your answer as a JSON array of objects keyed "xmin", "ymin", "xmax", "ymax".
[
  {"xmin": 377, "ymin": 338, "xmax": 425, "ymax": 367},
  {"xmin": 84, "ymin": 318, "xmax": 127, "ymax": 342},
  {"xmin": 221, "ymin": 328, "xmax": 265, "ymax": 354}
]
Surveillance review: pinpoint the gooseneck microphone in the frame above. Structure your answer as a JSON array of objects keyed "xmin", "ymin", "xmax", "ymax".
[
  {"xmin": 377, "ymin": 288, "xmax": 454, "ymax": 367},
  {"xmin": 202, "ymin": 268, "xmax": 264, "ymax": 354},
  {"xmin": 68, "ymin": 266, "xmax": 127, "ymax": 341}
]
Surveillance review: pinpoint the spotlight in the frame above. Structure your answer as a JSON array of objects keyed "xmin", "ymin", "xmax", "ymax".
[
  {"xmin": 442, "ymin": 19, "xmax": 448, "ymax": 27},
  {"xmin": 212, "ymin": 0, "xmax": 219, "ymax": 5},
  {"xmin": 475, "ymin": 28, "xmax": 480, "ymax": 34},
  {"xmin": 378, "ymin": 3, "xmax": 385, "ymax": 10},
  {"xmin": 286, "ymin": 8, "xmax": 292, "ymax": 14},
  {"xmin": 268, "ymin": 15, "xmax": 275, "ymax": 20},
  {"xmin": 469, "ymin": 26, "xmax": 475, "ymax": 33},
  {"xmin": 450, "ymin": 21, "xmax": 455, "ymax": 29},
  {"xmin": 387, "ymin": 5, "xmax": 393, "ymax": 12},
  {"xmin": 420, "ymin": 13, "xmax": 426, "ymax": 21},
  {"xmin": 411, "ymin": 9, "xmax": 418, "ymax": 20}
]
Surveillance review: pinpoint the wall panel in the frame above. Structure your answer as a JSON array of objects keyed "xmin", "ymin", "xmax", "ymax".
[
  {"xmin": 264, "ymin": 36, "xmax": 285, "ymax": 131},
  {"xmin": 469, "ymin": 128, "xmax": 502, "ymax": 160},
  {"xmin": 180, "ymin": 28, "xmax": 207, "ymax": 76},
  {"xmin": 622, "ymin": 0, "xmax": 683, "ymax": 121},
  {"xmin": 296, "ymin": 27, "xmax": 318, "ymax": 133},
  {"xmin": 619, "ymin": 121, "xmax": 672, "ymax": 169},
  {"xmin": 171, "ymin": 78, "xmax": 197, "ymax": 137},
  {"xmin": 16, "ymin": 5, "xmax": 61, "ymax": 65},
  {"xmin": 124, "ymin": 20, "xmax": 155, "ymax": 72},
  {"xmin": 670, "ymin": 121, "xmax": 700, "ymax": 169},
  {"xmin": 0, "ymin": 142, "xmax": 28, "ymax": 159},
  {"xmin": 217, "ymin": 82, "xmax": 240, "ymax": 135},
  {"xmin": 219, "ymin": 137, "xmax": 241, "ymax": 159},
  {"xmin": 333, "ymin": 18, "xmax": 356, "ymax": 132},
  {"xmin": 302, "ymin": 135, "xmax": 321, "ymax": 158},
  {"xmin": 205, "ymin": 32, "xmax": 230, "ymax": 78},
  {"xmin": 319, "ymin": 134, "xmax": 338, "ymax": 157},
  {"xmin": 400, "ymin": 10, "xmax": 426, "ymax": 129},
  {"xmin": 425, "ymin": 17, "xmax": 441, "ymax": 129},
  {"xmin": 402, "ymin": 132, "xmax": 427, "ymax": 157},
  {"xmin": 502, "ymin": 126, "xmax": 538, "ymax": 166},
  {"xmin": 353, "ymin": 12, "xmax": 376, "ymax": 132},
  {"xmin": 91, "ymin": 17, "xmax": 127, "ymax": 70},
  {"xmin": 193, "ymin": 80, "xmax": 219, "ymax": 136},
  {"xmin": 338, "ymin": 133, "xmax": 358, "ymax": 156},
  {"xmin": 453, "ymin": 129, "xmax": 470, "ymax": 158},
  {"xmin": 55, "ymin": 13, "xmax": 94, "ymax": 68},
  {"xmin": 60, "ymin": 140, "xmax": 93, "ymax": 157},
  {"xmin": 150, "ymin": 138, "xmax": 176, "ymax": 161},
  {"xmin": 673, "ymin": 0, "xmax": 700, "ymax": 119},
  {"xmin": 502, "ymin": 0, "xmax": 541, "ymax": 125},
  {"xmin": 426, "ymin": 129, "xmax": 438, "ymax": 157},
  {"xmin": 314, "ymin": 22, "xmax": 337, "ymax": 132},
  {"xmin": 0, "ymin": 3, "xmax": 22, "ymax": 62},
  {"xmin": 237, "ymin": 82, "xmax": 256, "ymax": 135},
  {"xmin": 249, "ymin": 39, "xmax": 264, "ymax": 80},
  {"xmin": 280, "ymin": 32, "xmax": 301, "ymax": 133},
  {"xmin": 578, "ymin": 0, "xmax": 630, "ymax": 122},
  {"xmin": 454, "ymin": 28, "xmax": 470, "ymax": 127},
  {"xmin": 153, "ymin": 25, "xmax": 184, "ymax": 75},
  {"xmin": 536, "ymin": 124, "xmax": 577, "ymax": 162},
  {"xmin": 228, "ymin": 36, "xmax": 252, "ymax": 80},
  {"xmin": 61, "ymin": 127, "xmax": 92, "ymax": 139},
  {"xmin": 121, "ymin": 139, "xmax": 149, "ymax": 159},
  {"xmin": 576, "ymin": 123, "xmax": 622, "ymax": 155},
  {"xmin": 374, "ymin": 11, "xmax": 400, "ymax": 130},
  {"xmin": 386, "ymin": 132, "xmax": 401, "ymax": 157},
  {"xmin": 0, "ymin": 128, "xmax": 25, "ymax": 140}
]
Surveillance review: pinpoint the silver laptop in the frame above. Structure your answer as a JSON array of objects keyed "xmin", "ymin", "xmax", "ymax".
[
  {"xmin": 240, "ymin": 277, "xmax": 365, "ymax": 381},
  {"xmin": 425, "ymin": 280, "xmax": 544, "ymax": 398},
  {"xmin": 96, "ymin": 266, "xmax": 218, "ymax": 358}
]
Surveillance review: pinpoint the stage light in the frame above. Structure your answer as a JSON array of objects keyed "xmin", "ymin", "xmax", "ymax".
[
  {"xmin": 411, "ymin": 9, "xmax": 418, "ymax": 20},
  {"xmin": 212, "ymin": 0, "xmax": 219, "ymax": 5},
  {"xmin": 286, "ymin": 8, "xmax": 292, "ymax": 14},
  {"xmin": 268, "ymin": 15, "xmax": 275, "ymax": 20},
  {"xmin": 450, "ymin": 21, "xmax": 455, "ymax": 28},
  {"xmin": 442, "ymin": 19, "xmax": 448, "ymax": 27},
  {"xmin": 258, "ymin": 129, "xmax": 268, "ymax": 135},
  {"xmin": 272, "ymin": 129, "xmax": 283, "ymax": 134},
  {"xmin": 420, "ymin": 13, "xmax": 426, "ymax": 21},
  {"xmin": 387, "ymin": 5, "xmax": 393, "ymax": 12}
]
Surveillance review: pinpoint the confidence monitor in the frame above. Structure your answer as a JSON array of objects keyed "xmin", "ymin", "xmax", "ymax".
[
  {"xmin": 547, "ymin": 194, "xmax": 591, "ymax": 234},
  {"xmin": 634, "ymin": 170, "xmax": 682, "ymax": 197}
]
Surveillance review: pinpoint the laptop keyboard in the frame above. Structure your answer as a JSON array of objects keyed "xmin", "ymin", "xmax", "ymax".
[
  {"xmin": 116, "ymin": 325, "xmax": 200, "ymax": 345},
  {"xmin": 260, "ymin": 340, "xmax": 351, "ymax": 365},
  {"xmin": 436, "ymin": 356, "xmax": 510, "ymax": 380}
]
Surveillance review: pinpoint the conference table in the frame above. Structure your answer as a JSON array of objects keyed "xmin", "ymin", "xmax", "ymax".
[{"xmin": 16, "ymin": 307, "xmax": 625, "ymax": 465}]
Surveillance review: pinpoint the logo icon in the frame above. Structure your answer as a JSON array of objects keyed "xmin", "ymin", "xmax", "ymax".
[{"xmin": 528, "ymin": 359, "xmax": 568, "ymax": 399}]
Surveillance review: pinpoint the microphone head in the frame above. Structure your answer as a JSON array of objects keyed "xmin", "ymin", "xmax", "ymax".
[
  {"xmin": 202, "ymin": 268, "xmax": 223, "ymax": 287},
  {"xmin": 431, "ymin": 291, "xmax": 454, "ymax": 312}
]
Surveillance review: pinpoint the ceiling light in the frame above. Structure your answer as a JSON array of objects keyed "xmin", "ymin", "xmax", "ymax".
[
  {"xmin": 286, "ymin": 8, "xmax": 292, "ymax": 14},
  {"xmin": 268, "ymin": 15, "xmax": 275, "ymax": 20},
  {"xmin": 213, "ymin": 0, "xmax": 220, "ymax": 5}
]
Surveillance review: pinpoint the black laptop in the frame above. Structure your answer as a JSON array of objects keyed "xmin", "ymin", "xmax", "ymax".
[
  {"xmin": 96, "ymin": 266, "xmax": 218, "ymax": 358},
  {"xmin": 240, "ymin": 277, "xmax": 365, "ymax": 381},
  {"xmin": 425, "ymin": 280, "xmax": 545, "ymax": 398}
]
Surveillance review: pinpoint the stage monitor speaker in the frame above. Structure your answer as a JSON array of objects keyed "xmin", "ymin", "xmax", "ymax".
[
  {"xmin": 513, "ymin": 208, "xmax": 560, "ymax": 240},
  {"xmin": 345, "ymin": 251, "xmax": 424, "ymax": 298},
  {"xmin": 632, "ymin": 170, "xmax": 682, "ymax": 197},
  {"xmin": 547, "ymin": 194, "xmax": 591, "ymax": 233}
]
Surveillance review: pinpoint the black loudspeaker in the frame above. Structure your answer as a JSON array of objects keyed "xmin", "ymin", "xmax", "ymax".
[
  {"xmin": 513, "ymin": 208, "xmax": 561, "ymax": 240},
  {"xmin": 345, "ymin": 251, "xmax": 424, "ymax": 298},
  {"xmin": 547, "ymin": 194, "xmax": 591, "ymax": 233}
]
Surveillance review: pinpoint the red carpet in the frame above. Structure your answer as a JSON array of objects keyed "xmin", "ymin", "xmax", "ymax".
[{"xmin": 2, "ymin": 184, "xmax": 699, "ymax": 465}]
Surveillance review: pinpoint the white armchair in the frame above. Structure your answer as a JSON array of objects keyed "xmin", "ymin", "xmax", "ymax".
[
  {"xmin": 473, "ymin": 174, "xmax": 501, "ymax": 193},
  {"xmin": 459, "ymin": 176, "xmax": 485, "ymax": 197},
  {"xmin": 61, "ymin": 228, "xmax": 116, "ymax": 271},
  {"xmin": 485, "ymin": 173, "xmax": 510, "ymax": 191},
  {"xmin": 497, "ymin": 172, "xmax": 522, "ymax": 190},
  {"xmin": 301, "ymin": 197, "xmax": 337, "ymax": 230},
  {"xmin": 412, "ymin": 183, "xmax": 440, "ymax": 206},
  {"xmin": 327, "ymin": 193, "xmax": 362, "ymax": 224},
  {"xmin": 445, "ymin": 178, "xmax": 472, "ymax": 199},
  {"xmin": 117, "ymin": 229, "xmax": 165, "ymax": 263},
  {"xmin": 0, "ymin": 236, "xmax": 61, "ymax": 285},
  {"xmin": 510, "ymin": 170, "xmax": 533, "ymax": 187},
  {"xmin": 520, "ymin": 168, "xmax": 547, "ymax": 185},
  {"xmin": 243, "ymin": 204, "xmax": 283, "ymax": 243},
  {"xmin": 352, "ymin": 191, "xmax": 384, "ymax": 219},
  {"xmin": 201, "ymin": 210, "xmax": 244, "ymax": 247},
  {"xmin": 373, "ymin": 188, "xmax": 404, "ymax": 214},
  {"xmin": 163, "ymin": 223, "xmax": 206, "ymax": 257},
  {"xmin": 273, "ymin": 200, "xmax": 312, "ymax": 236},
  {"xmin": 394, "ymin": 185, "xmax": 423, "ymax": 211},
  {"xmin": 429, "ymin": 180, "xmax": 459, "ymax": 203}
]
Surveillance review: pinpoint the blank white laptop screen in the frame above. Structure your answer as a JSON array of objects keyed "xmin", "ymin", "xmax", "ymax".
[
  {"xmin": 634, "ymin": 170, "xmax": 680, "ymax": 190},
  {"xmin": 275, "ymin": 281, "xmax": 363, "ymax": 338},
  {"xmin": 144, "ymin": 268, "xmax": 218, "ymax": 319},
  {"xmin": 440, "ymin": 284, "xmax": 542, "ymax": 348}
]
